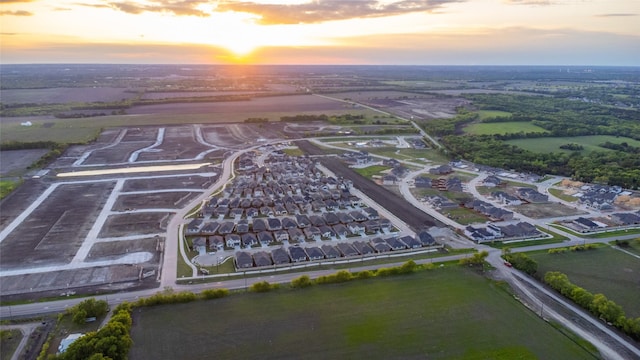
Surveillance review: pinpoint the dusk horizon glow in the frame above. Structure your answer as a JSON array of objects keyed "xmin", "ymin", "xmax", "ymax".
[{"xmin": 1, "ymin": 0, "xmax": 639, "ymax": 65}]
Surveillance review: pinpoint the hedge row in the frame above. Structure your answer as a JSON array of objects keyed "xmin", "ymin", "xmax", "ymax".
[{"xmin": 544, "ymin": 271, "xmax": 640, "ymax": 340}]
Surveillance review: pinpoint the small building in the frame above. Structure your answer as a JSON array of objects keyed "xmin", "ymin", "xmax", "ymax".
[
  {"xmin": 241, "ymin": 233, "xmax": 258, "ymax": 247},
  {"xmin": 225, "ymin": 234, "xmax": 242, "ymax": 248},
  {"xmin": 321, "ymin": 244, "xmax": 341, "ymax": 259},
  {"xmin": 253, "ymin": 251, "xmax": 273, "ymax": 267},
  {"xmin": 58, "ymin": 333, "xmax": 84, "ymax": 354},
  {"xmin": 289, "ymin": 246, "xmax": 308, "ymax": 262},
  {"xmin": 271, "ymin": 248, "xmax": 291, "ymax": 265},
  {"xmin": 306, "ymin": 246, "xmax": 325, "ymax": 261},
  {"xmin": 235, "ymin": 251, "xmax": 253, "ymax": 269}
]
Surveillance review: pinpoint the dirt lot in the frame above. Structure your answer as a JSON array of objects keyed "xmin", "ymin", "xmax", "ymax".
[
  {"xmin": 510, "ymin": 202, "xmax": 587, "ymax": 219},
  {"xmin": 0, "ymin": 180, "xmax": 50, "ymax": 228},
  {"xmin": 136, "ymin": 126, "xmax": 211, "ymax": 162},
  {"xmin": 112, "ymin": 192, "xmax": 201, "ymax": 211},
  {"xmin": 0, "ymin": 149, "xmax": 49, "ymax": 176},
  {"xmin": 296, "ymin": 140, "xmax": 442, "ymax": 230},
  {"xmin": 0, "ymin": 265, "xmax": 145, "ymax": 298},
  {"xmin": 0, "ymin": 182, "xmax": 115, "ymax": 269},
  {"xmin": 122, "ymin": 175, "xmax": 217, "ymax": 191},
  {"xmin": 98, "ymin": 212, "xmax": 171, "ymax": 238},
  {"xmin": 86, "ymin": 237, "xmax": 162, "ymax": 261}
]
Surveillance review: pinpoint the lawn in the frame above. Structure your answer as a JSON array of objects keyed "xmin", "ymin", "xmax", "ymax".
[
  {"xmin": 130, "ymin": 267, "xmax": 595, "ymax": 360},
  {"xmin": 464, "ymin": 122, "xmax": 547, "ymax": 135},
  {"xmin": 442, "ymin": 207, "xmax": 487, "ymax": 225},
  {"xmin": 0, "ymin": 180, "xmax": 20, "ymax": 199},
  {"xmin": 0, "ymin": 329, "xmax": 22, "ymax": 360},
  {"xmin": 505, "ymin": 135, "xmax": 640, "ymax": 154},
  {"xmin": 548, "ymin": 188, "xmax": 578, "ymax": 202},
  {"xmin": 529, "ymin": 246, "xmax": 640, "ymax": 318},
  {"xmin": 354, "ymin": 165, "xmax": 391, "ymax": 178}
]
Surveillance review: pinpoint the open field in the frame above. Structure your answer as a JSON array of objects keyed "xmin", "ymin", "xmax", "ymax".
[
  {"xmin": 464, "ymin": 122, "xmax": 548, "ymax": 135},
  {"xmin": 0, "ymin": 182, "xmax": 116, "ymax": 269},
  {"xmin": 0, "ymin": 87, "xmax": 136, "ymax": 104},
  {"xmin": 354, "ymin": 165, "xmax": 390, "ymax": 178},
  {"xmin": 477, "ymin": 110, "xmax": 513, "ymax": 119},
  {"xmin": 548, "ymin": 188, "xmax": 579, "ymax": 202},
  {"xmin": 529, "ymin": 246, "xmax": 640, "ymax": 318},
  {"xmin": 129, "ymin": 267, "xmax": 595, "ymax": 360},
  {"xmin": 0, "ymin": 329, "xmax": 22, "ymax": 360},
  {"xmin": 505, "ymin": 135, "xmax": 640, "ymax": 154}
]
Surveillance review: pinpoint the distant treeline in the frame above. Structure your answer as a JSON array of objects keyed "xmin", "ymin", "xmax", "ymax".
[{"xmin": 422, "ymin": 94, "xmax": 640, "ymax": 189}]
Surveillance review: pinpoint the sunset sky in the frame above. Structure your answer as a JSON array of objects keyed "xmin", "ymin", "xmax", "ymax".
[{"xmin": 1, "ymin": 0, "xmax": 639, "ymax": 65}]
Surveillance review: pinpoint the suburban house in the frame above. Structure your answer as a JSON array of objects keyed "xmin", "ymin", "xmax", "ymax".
[
  {"xmin": 288, "ymin": 246, "xmax": 308, "ymax": 262},
  {"xmin": 306, "ymin": 246, "xmax": 325, "ymax": 261},
  {"xmin": 271, "ymin": 248, "xmax": 291, "ymax": 265},
  {"xmin": 516, "ymin": 188, "xmax": 548, "ymax": 203},
  {"xmin": 321, "ymin": 244, "xmax": 341, "ymax": 259},
  {"xmin": 253, "ymin": 251, "xmax": 273, "ymax": 267},
  {"xmin": 257, "ymin": 231, "xmax": 274, "ymax": 246},
  {"xmin": 370, "ymin": 237, "xmax": 392, "ymax": 252},
  {"xmin": 225, "ymin": 234, "xmax": 242, "ymax": 248},
  {"xmin": 235, "ymin": 251, "xmax": 253, "ymax": 269},
  {"xmin": 241, "ymin": 233, "xmax": 258, "ymax": 247}
]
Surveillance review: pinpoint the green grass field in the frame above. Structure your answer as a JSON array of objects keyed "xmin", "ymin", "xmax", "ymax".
[
  {"xmin": 0, "ymin": 180, "xmax": 20, "ymax": 199},
  {"xmin": 505, "ymin": 135, "xmax": 640, "ymax": 154},
  {"xmin": 464, "ymin": 122, "xmax": 548, "ymax": 135},
  {"xmin": 0, "ymin": 329, "xmax": 22, "ymax": 360},
  {"xmin": 548, "ymin": 188, "xmax": 578, "ymax": 202},
  {"xmin": 129, "ymin": 268, "xmax": 596, "ymax": 360},
  {"xmin": 530, "ymin": 246, "xmax": 640, "ymax": 317},
  {"xmin": 477, "ymin": 110, "xmax": 513, "ymax": 120},
  {"xmin": 354, "ymin": 165, "xmax": 390, "ymax": 178}
]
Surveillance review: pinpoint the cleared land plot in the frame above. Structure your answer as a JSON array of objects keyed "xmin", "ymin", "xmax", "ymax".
[
  {"xmin": 464, "ymin": 122, "xmax": 548, "ymax": 135},
  {"xmin": 530, "ymin": 247, "xmax": 640, "ymax": 317},
  {"xmin": 0, "ymin": 149, "xmax": 49, "ymax": 176},
  {"xmin": 129, "ymin": 268, "xmax": 593, "ymax": 360},
  {"xmin": 506, "ymin": 135, "xmax": 640, "ymax": 154},
  {"xmin": 0, "ymin": 265, "xmax": 141, "ymax": 297},
  {"xmin": 0, "ymin": 180, "xmax": 50, "ymax": 227},
  {"xmin": 112, "ymin": 192, "xmax": 201, "ymax": 211},
  {"xmin": 136, "ymin": 126, "xmax": 212, "ymax": 162},
  {"xmin": 122, "ymin": 175, "xmax": 217, "ymax": 191},
  {"xmin": 87, "ymin": 237, "xmax": 161, "ymax": 262},
  {"xmin": 0, "ymin": 182, "xmax": 115, "ymax": 269},
  {"xmin": 0, "ymin": 87, "xmax": 135, "ymax": 104},
  {"xmin": 98, "ymin": 212, "xmax": 171, "ymax": 238},
  {"xmin": 84, "ymin": 141, "xmax": 155, "ymax": 165},
  {"xmin": 509, "ymin": 202, "xmax": 587, "ymax": 219},
  {"xmin": 0, "ymin": 120, "xmax": 101, "ymax": 143}
]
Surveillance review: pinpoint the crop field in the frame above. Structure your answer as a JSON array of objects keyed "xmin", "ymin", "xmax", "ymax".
[
  {"xmin": 505, "ymin": 135, "xmax": 640, "ymax": 154},
  {"xmin": 464, "ymin": 122, "xmax": 548, "ymax": 135},
  {"xmin": 529, "ymin": 246, "xmax": 640, "ymax": 317},
  {"xmin": 140, "ymin": 90, "xmax": 266, "ymax": 100},
  {"xmin": 0, "ymin": 182, "xmax": 116, "ymax": 269},
  {"xmin": 0, "ymin": 87, "xmax": 136, "ymax": 104},
  {"xmin": 129, "ymin": 268, "xmax": 594, "ymax": 360}
]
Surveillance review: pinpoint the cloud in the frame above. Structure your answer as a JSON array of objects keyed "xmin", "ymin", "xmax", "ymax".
[
  {"xmin": 0, "ymin": 0, "xmax": 34, "ymax": 3},
  {"xmin": 215, "ymin": 0, "xmax": 463, "ymax": 25},
  {"xmin": 503, "ymin": 0, "xmax": 555, "ymax": 5},
  {"xmin": 75, "ymin": 0, "xmax": 210, "ymax": 16},
  {"xmin": 594, "ymin": 13, "xmax": 637, "ymax": 17},
  {"xmin": 0, "ymin": 10, "xmax": 33, "ymax": 16}
]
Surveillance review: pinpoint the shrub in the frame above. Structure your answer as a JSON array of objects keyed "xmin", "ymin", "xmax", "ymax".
[
  {"xmin": 250, "ymin": 281, "xmax": 276, "ymax": 293},
  {"xmin": 201, "ymin": 288, "xmax": 230, "ymax": 299},
  {"xmin": 356, "ymin": 270, "xmax": 374, "ymax": 279},
  {"xmin": 290, "ymin": 275, "xmax": 313, "ymax": 288}
]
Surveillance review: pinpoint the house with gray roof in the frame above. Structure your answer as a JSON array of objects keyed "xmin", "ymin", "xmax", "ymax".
[
  {"xmin": 337, "ymin": 243, "xmax": 358, "ymax": 257},
  {"xmin": 271, "ymin": 248, "xmax": 291, "ymax": 265},
  {"xmin": 253, "ymin": 251, "xmax": 272, "ymax": 267},
  {"xmin": 296, "ymin": 214, "xmax": 311, "ymax": 228},
  {"xmin": 288, "ymin": 228, "xmax": 306, "ymax": 243},
  {"xmin": 400, "ymin": 235, "xmax": 421, "ymax": 249},
  {"xmin": 241, "ymin": 233, "xmax": 257, "ymax": 247},
  {"xmin": 252, "ymin": 218, "xmax": 267, "ymax": 232},
  {"xmin": 417, "ymin": 231, "xmax": 436, "ymax": 246},
  {"xmin": 258, "ymin": 231, "xmax": 273, "ymax": 246},
  {"xmin": 353, "ymin": 241, "xmax": 375, "ymax": 255},
  {"xmin": 370, "ymin": 238, "xmax": 392, "ymax": 252},
  {"xmin": 321, "ymin": 244, "xmax": 341, "ymax": 259},
  {"xmin": 304, "ymin": 227, "xmax": 322, "ymax": 241},
  {"xmin": 225, "ymin": 234, "xmax": 241, "ymax": 248},
  {"xmin": 288, "ymin": 246, "xmax": 308, "ymax": 262},
  {"xmin": 218, "ymin": 221, "xmax": 235, "ymax": 235},
  {"xmin": 235, "ymin": 251, "xmax": 253, "ymax": 269},
  {"xmin": 209, "ymin": 235, "xmax": 224, "ymax": 251},
  {"xmin": 306, "ymin": 246, "xmax": 325, "ymax": 261}
]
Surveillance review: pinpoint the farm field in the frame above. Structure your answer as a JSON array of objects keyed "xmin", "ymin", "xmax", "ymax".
[
  {"xmin": 0, "ymin": 87, "xmax": 136, "ymax": 104},
  {"xmin": 129, "ymin": 267, "xmax": 594, "ymax": 360},
  {"xmin": 529, "ymin": 246, "xmax": 640, "ymax": 318},
  {"xmin": 505, "ymin": 135, "xmax": 640, "ymax": 154},
  {"xmin": 354, "ymin": 165, "xmax": 390, "ymax": 178},
  {"xmin": 464, "ymin": 121, "xmax": 548, "ymax": 135}
]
